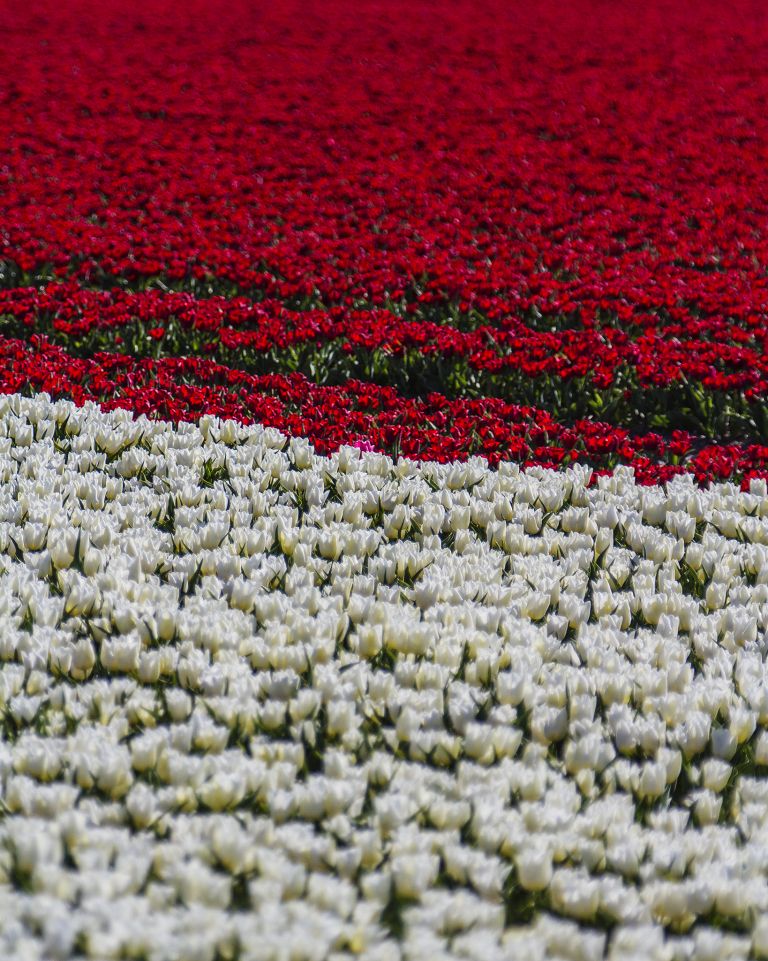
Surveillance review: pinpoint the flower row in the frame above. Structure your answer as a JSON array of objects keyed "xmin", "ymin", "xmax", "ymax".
[
  {"xmin": 1, "ymin": 283, "xmax": 767, "ymax": 440},
  {"xmin": 1, "ymin": 0, "xmax": 768, "ymax": 333},
  {"xmin": 1, "ymin": 393, "xmax": 768, "ymax": 958}
]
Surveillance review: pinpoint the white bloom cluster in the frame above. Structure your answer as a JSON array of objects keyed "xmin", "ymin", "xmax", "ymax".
[{"xmin": 1, "ymin": 393, "xmax": 768, "ymax": 959}]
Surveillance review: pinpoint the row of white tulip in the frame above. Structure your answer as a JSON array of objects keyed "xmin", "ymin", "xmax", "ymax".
[{"xmin": 1, "ymin": 392, "xmax": 768, "ymax": 959}]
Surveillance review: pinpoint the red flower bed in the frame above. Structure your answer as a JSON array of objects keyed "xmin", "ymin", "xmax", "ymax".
[{"xmin": 1, "ymin": 0, "xmax": 767, "ymax": 483}]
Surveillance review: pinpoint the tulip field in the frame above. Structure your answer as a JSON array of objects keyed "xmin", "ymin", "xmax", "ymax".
[{"xmin": 4, "ymin": 0, "xmax": 768, "ymax": 958}]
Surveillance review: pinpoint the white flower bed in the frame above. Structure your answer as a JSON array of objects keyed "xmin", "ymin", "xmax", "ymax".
[{"xmin": 2, "ymin": 393, "xmax": 768, "ymax": 960}]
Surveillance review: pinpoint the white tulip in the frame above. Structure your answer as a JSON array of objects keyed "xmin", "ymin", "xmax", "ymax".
[{"xmin": 516, "ymin": 842, "xmax": 553, "ymax": 892}]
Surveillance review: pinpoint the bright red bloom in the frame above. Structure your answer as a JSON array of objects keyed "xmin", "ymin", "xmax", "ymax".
[{"xmin": 0, "ymin": 0, "xmax": 765, "ymax": 486}]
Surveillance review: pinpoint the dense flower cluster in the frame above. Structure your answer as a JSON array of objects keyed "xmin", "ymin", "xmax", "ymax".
[
  {"xmin": 3, "ymin": 1, "xmax": 768, "ymax": 955},
  {"xmin": 0, "ymin": 0, "xmax": 767, "ymax": 479},
  {"xmin": 1, "ymin": 394, "xmax": 768, "ymax": 958}
]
